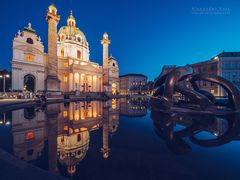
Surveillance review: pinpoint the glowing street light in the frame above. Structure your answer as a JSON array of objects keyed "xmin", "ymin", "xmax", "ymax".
[{"xmin": 0, "ymin": 74, "xmax": 10, "ymax": 93}]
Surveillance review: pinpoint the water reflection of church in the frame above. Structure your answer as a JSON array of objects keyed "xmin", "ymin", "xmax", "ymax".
[
  {"xmin": 3, "ymin": 98, "xmax": 238, "ymax": 177},
  {"xmin": 10, "ymin": 100, "xmax": 119, "ymax": 176}
]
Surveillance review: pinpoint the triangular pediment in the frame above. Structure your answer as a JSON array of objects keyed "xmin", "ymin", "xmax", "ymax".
[{"xmin": 73, "ymin": 62, "xmax": 102, "ymax": 73}]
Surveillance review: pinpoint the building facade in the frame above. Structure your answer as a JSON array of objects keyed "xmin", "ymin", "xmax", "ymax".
[
  {"xmin": 189, "ymin": 59, "xmax": 219, "ymax": 96},
  {"xmin": 119, "ymin": 74, "xmax": 148, "ymax": 95},
  {"xmin": 162, "ymin": 51, "xmax": 240, "ymax": 96},
  {"xmin": 11, "ymin": 5, "xmax": 119, "ymax": 95},
  {"xmin": 189, "ymin": 51, "xmax": 240, "ymax": 96}
]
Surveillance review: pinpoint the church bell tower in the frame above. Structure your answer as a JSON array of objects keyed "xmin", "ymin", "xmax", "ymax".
[
  {"xmin": 101, "ymin": 33, "xmax": 111, "ymax": 93},
  {"xmin": 45, "ymin": 4, "xmax": 61, "ymax": 93}
]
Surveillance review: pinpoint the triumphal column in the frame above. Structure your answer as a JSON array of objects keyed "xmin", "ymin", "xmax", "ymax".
[{"xmin": 45, "ymin": 4, "xmax": 61, "ymax": 93}]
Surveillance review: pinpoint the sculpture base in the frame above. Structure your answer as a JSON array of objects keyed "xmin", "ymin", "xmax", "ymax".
[{"xmin": 46, "ymin": 75, "xmax": 61, "ymax": 95}]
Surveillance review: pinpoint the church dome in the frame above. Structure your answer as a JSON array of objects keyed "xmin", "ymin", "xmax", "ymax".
[
  {"xmin": 57, "ymin": 131, "xmax": 90, "ymax": 168},
  {"xmin": 58, "ymin": 10, "xmax": 88, "ymax": 46}
]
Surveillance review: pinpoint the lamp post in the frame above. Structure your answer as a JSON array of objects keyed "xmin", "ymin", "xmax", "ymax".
[{"xmin": 0, "ymin": 74, "xmax": 10, "ymax": 93}]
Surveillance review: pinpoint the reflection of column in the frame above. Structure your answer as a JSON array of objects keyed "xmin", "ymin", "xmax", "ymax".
[
  {"xmin": 101, "ymin": 102, "xmax": 110, "ymax": 159},
  {"xmin": 46, "ymin": 103, "xmax": 60, "ymax": 174}
]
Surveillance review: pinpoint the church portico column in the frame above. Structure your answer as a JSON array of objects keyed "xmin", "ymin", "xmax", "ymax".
[
  {"xmin": 69, "ymin": 73, "xmax": 73, "ymax": 92},
  {"xmin": 74, "ymin": 73, "xmax": 79, "ymax": 91},
  {"xmin": 91, "ymin": 75, "xmax": 94, "ymax": 92},
  {"xmin": 96, "ymin": 75, "xmax": 99, "ymax": 92},
  {"xmin": 79, "ymin": 73, "xmax": 81, "ymax": 92}
]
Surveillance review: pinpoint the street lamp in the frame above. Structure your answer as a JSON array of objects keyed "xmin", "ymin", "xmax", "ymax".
[{"xmin": 0, "ymin": 74, "xmax": 10, "ymax": 93}]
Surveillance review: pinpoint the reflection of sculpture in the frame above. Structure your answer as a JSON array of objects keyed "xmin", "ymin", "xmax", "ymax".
[
  {"xmin": 151, "ymin": 110, "xmax": 240, "ymax": 154},
  {"xmin": 151, "ymin": 66, "xmax": 240, "ymax": 111}
]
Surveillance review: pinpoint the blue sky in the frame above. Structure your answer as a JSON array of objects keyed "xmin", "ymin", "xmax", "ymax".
[{"xmin": 1, "ymin": 0, "xmax": 240, "ymax": 80}]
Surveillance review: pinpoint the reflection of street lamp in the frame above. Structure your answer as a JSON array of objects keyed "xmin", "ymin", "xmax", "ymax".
[
  {"xmin": 0, "ymin": 74, "xmax": 10, "ymax": 93},
  {"xmin": 0, "ymin": 112, "xmax": 10, "ymax": 126}
]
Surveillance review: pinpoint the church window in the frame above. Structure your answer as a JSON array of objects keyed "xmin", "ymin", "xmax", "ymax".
[
  {"xmin": 26, "ymin": 38, "xmax": 33, "ymax": 44},
  {"xmin": 63, "ymin": 75, "xmax": 68, "ymax": 82},
  {"xmin": 77, "ymin": 134, "xmax": 81, "ymax": 142},
  {"xmin": 61, "ymin": 35, "xmax": 64, "ymax": 41},
  {"xmin": 25, "ymin": 132, "xmax": 34, "ymax": 140},
  {"xmin": 64, "ymin": 126, "xmax": 68, "ymax": 131},
  {"xmin": 26, "ymin": 54, "xmax": 34, "ymax": 62},
  {"xmin": 113, "ymin": 63, "xmax": 115, "ymax": 67},
  {"xmin": 77, "ymin": 37, "xmax": 81, "ymax": 42},
  {"xmin": 77, "ymin": 50, "xmax": 81, "ymax": 59},
  {"xmin": 61, "ymin": 136, "xmax": 64, "ymax": 142},
  {"xmin": 63, "ymin": 111, "xmax": 68, "ymax": 118},
  {"xmin": 61, "ymin": 48, "xmax": 64, "ymax": 57},
  {"xmin": 64, "ymin": 62, "xmax": 68, "ymax": 67}
]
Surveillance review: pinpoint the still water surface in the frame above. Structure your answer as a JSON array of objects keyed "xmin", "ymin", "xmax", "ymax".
[{"xmin": 0, "ymin": 98, "xmax": 240, "ymax": 180}]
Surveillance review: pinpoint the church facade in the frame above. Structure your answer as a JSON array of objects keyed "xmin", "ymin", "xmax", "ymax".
[{"xmin": 11, "ymin": 4, "xmax": 119, "ymax": 95}]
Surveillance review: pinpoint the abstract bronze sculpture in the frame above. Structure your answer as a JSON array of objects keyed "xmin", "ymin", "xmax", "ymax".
[
  {"xmin": 151, "ymin": 66, "xmax": 240, "ymax": 113},
  {"xmin": 150, "ymin": 66, "xmax": 240, "ymax": 153}
]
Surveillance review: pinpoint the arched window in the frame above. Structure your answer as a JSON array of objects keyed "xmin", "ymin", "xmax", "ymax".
[
  {"xmin": 61, "ymin": 35, "xmax": 65, "ymax": 41},
  {"xmin": 26, "ymin": 38, "xmax": 33, "ymax": 44},
  {"xmin": 61, "ymin": 48, "xmax": 64, "ymax": 57},
  {"xmin": 77, "ymin": 134, "xmax": 81, "ymax": 142},
  {"xmin": 77, "ymin": 50, "xmax": 81, "ymax": 59}
]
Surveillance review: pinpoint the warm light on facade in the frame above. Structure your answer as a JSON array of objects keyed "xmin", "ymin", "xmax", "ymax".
[
  {"xmin": 63, "ymin": 110, "xmax": 68, "ymax": 118},
  {"xmin": 75, "ymin": 73, "xmax": 79, "ymax": 79},
  {"xmin": 64, "ymin": 125, "xmax": 69, "ymax": 131},
  {"xmin": 63, "ymin": 75, "xmax": 68, "ymax": 82},
  {"xmin": 80, "ymin": 127, "xmax": 88, "ymax": 131},
  {"xmin": 26, "ymin": 54, "xmax": 34, "ymax": 62},
  {"xmin": 74, "ymin": 109, "xmax": 79, "ymax": 120},
  {"xmin": 80, "ymin": 62, "xmax": 87, "ymax": 66},
  {"xmin": 74, "ymin": 129, "xmax": 80, "ymax": 133},
  {"xmin": 112, "ymin": 99, "xmax": 117, "ymax": 109},
  {"xmin": 64, "ymin": 62, "xmax": 68, "ymax": 67},
  {"xmin": 74, "ymin": 60, "xmax": 79, "ymax": 64}
]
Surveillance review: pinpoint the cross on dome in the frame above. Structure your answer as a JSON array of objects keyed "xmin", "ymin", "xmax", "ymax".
[{"xmin": 67, "ymin": 10, "xmax": 76, "ymax": 27}]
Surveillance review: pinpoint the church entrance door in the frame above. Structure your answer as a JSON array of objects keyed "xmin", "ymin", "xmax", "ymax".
[{"xmin": 24, "ymin": 74, "xmax": 35, "ymax": 92}]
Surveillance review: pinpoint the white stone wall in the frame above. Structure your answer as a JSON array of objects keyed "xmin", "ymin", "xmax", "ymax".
[
  {"xmin": 11, "ymin": 26, "xmax": 46, "ymax": 92},
  {"xmin": 57, "ymin": 39, "xmax": 90, "ymax": 61}
]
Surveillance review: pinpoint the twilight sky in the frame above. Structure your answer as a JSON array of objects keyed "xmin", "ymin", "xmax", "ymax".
[{"xmin": 1, "ymin": 0, "xmax": 240, "ymax": 80}]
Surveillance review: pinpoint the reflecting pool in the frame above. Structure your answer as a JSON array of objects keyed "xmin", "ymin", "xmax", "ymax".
[{"xmin": 0, "ymin": 98, "xmax": 240, "ymax": 180}]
